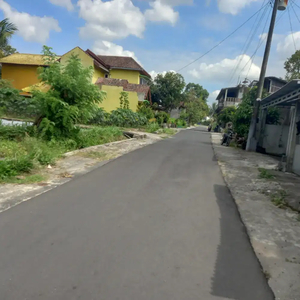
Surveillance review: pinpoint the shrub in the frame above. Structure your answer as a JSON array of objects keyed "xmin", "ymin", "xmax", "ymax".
[
  {"xmin": 119, "ymin": 92, "xmax": 130, "ymax": 109},
  {"xmin": 75, "ymin": 127, "xmax": 124, "ymax": 149},
  {"xmin": 108, "ymin": 108, "xmax": 147, "ymax": 127},
  {"xmin": 137, "ymin": 102, "xmax": 154, "ymax": 120},
  {"xmin": 88, "ymin": 108, "xmax": 110, "ymax": 125},
  {"xmin": 0, "ymin": 124, "xmax": 29, "ymax": 140},
  {"xmin": 0, "ymin": 156, "xmax": 34, "ymax": 179},
  {"xmin": 156, "ymin": 111, "xmax": 170, "ymax": 125},
  {"xmin": 146, "ymin": 122, "xmax": 160, "ymax": 133}
]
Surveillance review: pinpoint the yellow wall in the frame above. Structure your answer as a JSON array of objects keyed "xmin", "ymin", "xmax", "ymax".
[
  {"xmin": 92, "ymin": 66, "xmax": 106, "ymax": 83},
  {"xmin": 109, "ymin": 69, "xmax": 140, "ymax": 84},
  {"xmin": 2, "ymin": 64, "xmax": 40, "ymax": 90},
  {"xmin": 60, "ymin": 47, "xmax": 94, "ymax": 69},
  {"xmin": 100, "ymin": 85, "xmax": 139, "ymax": 112}
]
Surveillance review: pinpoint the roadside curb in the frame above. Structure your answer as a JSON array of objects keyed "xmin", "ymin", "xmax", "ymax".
[{"xmin": 211, "ymin": 132, "xmax": 300, "ymax": 300}]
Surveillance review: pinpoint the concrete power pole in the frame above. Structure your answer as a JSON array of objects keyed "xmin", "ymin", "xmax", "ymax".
[{"xmin": 246, "ymin": 0, "xmax": 280, "ymax": 151}]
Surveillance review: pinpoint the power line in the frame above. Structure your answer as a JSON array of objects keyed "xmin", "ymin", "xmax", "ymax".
[
  {"xmin": 245, "ymin": 2, "xmax": 273, "ymax": 79},
  {"xmin": 291, "ymin": 0, "xmax": 300, "ymax": 10},
  {"xmin": 239, "ymin": 7, "xmax": 287, "ymax": 78},
  {"xmin": 290, "ymin": 0, "xmax": 300, "ymax": 25},
  {"xmin": 287, "ymin": 5, "xmax": 297, "ymax": 51},
  {"xmin": 176, "ymin": 2, "xmax": 270, "ymax": 72},
  {"xmin": 228, "ymin": 1, "xmax": 270, "ymax": 84}
]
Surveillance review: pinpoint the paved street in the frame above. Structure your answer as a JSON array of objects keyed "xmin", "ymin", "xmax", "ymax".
[{"xmin": 0, "ymin": 127, "xmax": 273, "ymax": 300}]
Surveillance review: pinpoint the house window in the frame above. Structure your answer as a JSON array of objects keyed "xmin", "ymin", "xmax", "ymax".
[{"xmin": 105, "ymin": 74, "xmax": 109, "ymax": 78}]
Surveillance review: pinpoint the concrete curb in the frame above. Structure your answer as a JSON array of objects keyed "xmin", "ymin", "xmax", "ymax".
[{"xmin": 211, "ymin": 132, "xmax": 300, "ymax": 300}]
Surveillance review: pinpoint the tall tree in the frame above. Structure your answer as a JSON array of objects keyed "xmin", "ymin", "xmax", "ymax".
[
  {"xmin": 284, "ymin": 50, "xmax": 300, "ymax": 81},
  {"xmin": 184, "ymin": 90, "xmax": 208, "ymax": 125},
  {"xmin": 184, "ymin": 83, "xmax": 209, "ymax": 101},
  {"xmin": 0, "ymin": 18, "xmax": 18, "ymax": 54},
  {"xmin": 209, "ymin": 102, "xmax": 217, "ymax": 118},
  {"xmin": 151, "ymin": 72, "xmax": 185, "ymax": 112}
]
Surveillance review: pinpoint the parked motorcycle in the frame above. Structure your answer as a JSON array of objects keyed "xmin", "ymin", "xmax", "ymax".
[{"xmin": 221, "ymin": 129, "xmax": 234, "ymax": 147}]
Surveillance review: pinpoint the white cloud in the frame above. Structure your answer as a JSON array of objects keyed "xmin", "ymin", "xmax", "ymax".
[
  {"xmin": 189, "ymin": 54, "xmax": 260, "ymax": 83},
  {"xmin": 49, "ymin": 0, "xmax": 74, "ymax": 11},
  {"xmin": 217, "ymin": 0, "xmax": 259, "ymax": 15},
  {"xmin": 78, "ymin": 0, "xmax": 145, "ymax": 40},
  {"xmin": 277, "ymin": 32, "xmax": 300, "ymax": 59},
  {"xmin": 150, "ymin": 70, "xmax": 176, "ymax": 79},
  {"xmin": 145, "ymin": 1, "xmax": 178, "ymax": 25},
  {"xmin": 93, "ymin": 40, "xmax": 139, "ymax": 62},
  {"xmin": 159, "ymin": 0, "xmax": 193, "ymax": 6},
  {"xmin": 0, "ymin": 0, "xmax": 61, "ymax": 43},
  {"xmin": 208, "ymin": 90, "xmax": 220, "ymax": 103}
]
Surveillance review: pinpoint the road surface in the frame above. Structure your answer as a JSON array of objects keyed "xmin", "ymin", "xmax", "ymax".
[{"xmin": 0, "ymin": 127, "xmax": 273, "ymax": 300}]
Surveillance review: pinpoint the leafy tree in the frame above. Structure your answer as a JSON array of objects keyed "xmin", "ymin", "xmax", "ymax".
[
  {"xmin": 151, "ymin": 72, "xmax": 185, "ymax": 112},
  {"xmin": 233, "ymin": 87, "xmax": 269, "ymax": 138},
  {"xmin": 0, "ymin": 45, "xmax": 17, "ymax": 58},
  {"xmin": 184, "ymin": 83, "xmax": 209, "ymax": 101},
  {"xmin": 217, "ymin": 106, "xmax": 236, "ymax": 126},
  {"xmin": 284, "ymin": 50, "xmax": 300, "ymax": 81},
  {"xmin": 0, "ymin": 18, "xmax": 18, "ymax": 51},
  {"xmin": 33, "ymin": 46, "xmax": 104, "ymax": 139},
  {"xmin": 184, "ymin": 91, "xmax": 208, "ymax": 125}
]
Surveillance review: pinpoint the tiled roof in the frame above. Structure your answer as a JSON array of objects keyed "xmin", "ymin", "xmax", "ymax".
[
  {"xmin": 0, "ymin": 53, "xmax": 59, "ymax": 66},
  {"xmin": 97, "ymin": 55, "xmax": 151, "ymax": 78},
  {"xmin": 85, "ymin": 49, "xmax": 109, "ymax": 72},
  {"xmin": 96, "ymin": 77, "xmax": 150, "ymax": 94}
]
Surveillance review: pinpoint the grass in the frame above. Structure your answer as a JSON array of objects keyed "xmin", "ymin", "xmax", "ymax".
[
  {"xmin": 0, "ymin": 125, "xmax": 125, "ymax": 183},
  {"xmin": 145, "ymin": 122, "xmax": 160, "ymax": 133},
  {"xmin": 258, "ymin": 168, "xmax": 275, "ymax": 179},
  {"xmin": 270, "ymin": 190, "xmax": 288, "ymax": 209},
  {"xmin": 160, "ymin": 128, "xmax": 176, "ymax": 135},
  {"xmin": 0, "ymin": 174, "xmax": 47, "ymax": 184}
]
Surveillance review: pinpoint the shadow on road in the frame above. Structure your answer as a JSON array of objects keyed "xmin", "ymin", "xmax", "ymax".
[{"xmin": 211, "ymin": 184, "xmax": 274, "ymax": 300}]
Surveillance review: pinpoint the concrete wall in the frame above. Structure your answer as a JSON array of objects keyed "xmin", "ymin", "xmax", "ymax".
[
  {"xmin": 262, "ymin": 124, "xmax": 290, "ymax": 155},
  {"xmin": 292, "ymin": 145, "xmax": 300, "ymax": 175},
  {"xmin": 100, "ymin": 85, "xmax": 139, "ymax": 112},
  {"xmin": 2, "ymin": 64, "xmax": 40, "ymax": 90},
  {"xmin": 110, "ymin": 69, "xmax": 140, "ymax": 84}
]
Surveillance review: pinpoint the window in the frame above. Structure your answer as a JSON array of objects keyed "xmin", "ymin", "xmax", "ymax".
[{"xmin": 105, "ymin": 74, "xmax": 109, "ymax": 78}]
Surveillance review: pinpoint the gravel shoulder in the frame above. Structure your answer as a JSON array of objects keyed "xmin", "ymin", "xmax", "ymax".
[{"xmin": 211, "ymin": 132, "xmax": 300, "ymax": 300}]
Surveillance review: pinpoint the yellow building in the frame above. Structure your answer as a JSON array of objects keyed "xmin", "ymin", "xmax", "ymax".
[{"xmin": 0, "ymin": 47, "xmax": 151, "ymax": 112}]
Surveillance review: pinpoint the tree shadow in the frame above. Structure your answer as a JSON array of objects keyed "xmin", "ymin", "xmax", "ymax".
[{"xmin": 211, "ymin": 184, "xmax": 274, "ymax": 300}]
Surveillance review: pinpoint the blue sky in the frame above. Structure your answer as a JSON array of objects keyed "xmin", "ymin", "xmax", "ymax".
[{"xmin": 1, "ymin": 0, "xmax": 300, "ymax": 103}]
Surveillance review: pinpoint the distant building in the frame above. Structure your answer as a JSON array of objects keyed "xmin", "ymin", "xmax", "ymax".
[{"xmin": 216, "ymin": 77, "xmax": 287, "ymax": 112}]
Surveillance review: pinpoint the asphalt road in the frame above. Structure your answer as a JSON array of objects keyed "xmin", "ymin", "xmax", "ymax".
[{"xmin": 0, "ymin": 127, "xmax": 274, "ymax": 300}]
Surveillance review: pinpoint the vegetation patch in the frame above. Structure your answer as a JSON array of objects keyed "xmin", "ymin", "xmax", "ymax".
[
  {"xmin": 258, "ymin": 168, "xmax": 275, "ymax": 179},
  {"xmin": 270, "ymin": 190, "xmax": 288, "ymax": 209}
]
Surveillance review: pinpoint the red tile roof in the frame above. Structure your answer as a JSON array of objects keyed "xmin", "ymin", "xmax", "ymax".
[
  {"xmin": 96, "ymin": 78, "xmax": 150, "ymax": 97},
  {"xmin": 97, "ymin": 55, "xmax": 151, "ymax": 78}
]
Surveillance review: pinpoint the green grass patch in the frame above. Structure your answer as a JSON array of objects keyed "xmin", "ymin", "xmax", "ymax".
[
  {"xmin": 0, "ymin": 174, "xmax": 47, "ymax": 184},
  {"xmin": 270, "ymin": 190, "xmax": 288, "ymax": 209},
  {"xmin": 160, "ymin": 128, "xmax": 176, "ymax": 135},
  {"xmin": 0, "ymin": 125, "xmax": 125, "ymax": 182},
  {"xmin": 258, "ymin": 168, "xmax": 275, "ymax": 179},
  {"xmin": 145, "ymin": 122, "xmax": 160, "ymax": 133}
]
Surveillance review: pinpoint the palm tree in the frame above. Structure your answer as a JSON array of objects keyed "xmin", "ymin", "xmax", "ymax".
[{"xmin": 0, "ymin": 18, "xmax": 18, "ymax": 50}]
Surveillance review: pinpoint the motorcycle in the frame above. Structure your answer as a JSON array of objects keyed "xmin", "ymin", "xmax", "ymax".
[
  {"xmin": 221, "ymin": 129, "xmax": 234, "ymax": 147},
  {"xmin": 208, "ymin": 125, "xmax": 212, "ymax": 132}
]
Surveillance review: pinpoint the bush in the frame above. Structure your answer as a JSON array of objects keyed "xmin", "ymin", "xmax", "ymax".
[
  {"xmin": 75, "ymin": 127, "xmax": 124, "ymax": 149},
  {"xmin": 146, "ymin": 122, "xmax": 160, "ymax": 133},
  {"xmin": 176, "ymin": 119, "xmax": 187, "ymax": 127},
  {"xmin": 108, "ymin": 108, "xmax": 147, "ymax": 127},
  {"xmin": 0, "ymin": 124, "xmax": 29, "ymax": 140},
  {"xmin": 0, "ymin": 156, "xmax": 34, "ymax": 179},
  {"xmin": 88, "ymin": 108, "xmax": 110, "ymax": 125},
  {"xmin": 0, "ymin": 80, "xmax": 37, "ymax": 118},
  {"xmin": 137, "ymin": 102, "xmax": 154, "ymax": 120},
  {"xmin": 156, "ymin": 111, "xmax": 170, "ymax": 125}
]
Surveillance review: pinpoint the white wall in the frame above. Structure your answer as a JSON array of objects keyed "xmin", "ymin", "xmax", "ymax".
[
  {"xmin": 262, "ymin": 124, "xmax": 290, "ymax": 155},
  {"xmin": 293, "ymin": 145, "xmax": 300, "ymax": 175}
]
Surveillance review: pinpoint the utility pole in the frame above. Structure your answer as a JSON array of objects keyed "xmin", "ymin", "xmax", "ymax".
[{"xmin": 246, "ymin": 0, "xmax": 280, "ymax": 151}]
